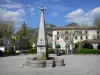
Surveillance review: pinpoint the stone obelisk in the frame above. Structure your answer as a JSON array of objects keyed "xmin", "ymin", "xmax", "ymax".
[{"xmin": 37, "ymin": 6, "xmax": 48, "ymax": 60}]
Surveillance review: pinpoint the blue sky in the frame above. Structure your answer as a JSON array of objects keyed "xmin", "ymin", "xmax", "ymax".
[{"xmin": 0, "ymin": 0, "xmax": 100, "ymax": 29}]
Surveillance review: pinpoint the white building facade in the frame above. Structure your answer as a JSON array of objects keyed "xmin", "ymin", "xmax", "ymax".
[{"xmin": 52, "ymin": 26, "xmax": 100, "ymax": 50}]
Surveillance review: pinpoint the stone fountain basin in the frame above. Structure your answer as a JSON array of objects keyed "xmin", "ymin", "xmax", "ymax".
[
  {"xmin": 24, "ymin": 60, "xmax": 45, "ymax": 68},
  {"xmin": 23, "ymin": 57, "xmax": 65, "ymax": 68}
]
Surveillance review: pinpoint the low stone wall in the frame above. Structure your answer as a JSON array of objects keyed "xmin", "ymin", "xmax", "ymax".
[
  {"xmin": 22, "ymin": 57, "xmax": 65, "ymax": 68},
  {"xmin": 55, "ymin": 59, "xmax": 64, "ymax": 66},
  {"xmin": 45, "ymin": 60, "xmax": 55, "ymax": 67}
]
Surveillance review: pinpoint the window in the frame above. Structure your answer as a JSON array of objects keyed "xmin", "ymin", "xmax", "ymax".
[
  {"xmin": 57, "ymin": 37, "xmax": 59, "ymax": 40},
  {"xmin": 80, "ymin": 31, "xmax": 82, "ymax": 34},
  {"xmin": 97, "ymin": 35, "xmax": 100, "ymax": 39},
  {"xmin": 85, "ymin": 36, "xmax": 88, "ymax": 39},
  {"xmin": 75, "ymin": 36, "xmax": 77, "ymax": 40},
  {"xmin": 65, "ymin": 31, "xmax": 68, "ymax": 34},
  {"xmin": 57, "ymin": 31, "xmax": 59, "ymax": 35},
  {"xmin": 81, "ymin": 36, "xmax": 83, "ymax": 40},
  {"xmin": 85, "ymin": 31, "xmax": 88, "ymax": 34},
  {"xmin": 41, "ymin": 39, "xmax": 42, "ymax": 41},
  {"xmin": 65, "ymin": 37, "xmax": 68, "ymax": 40},
  {"xmin": 97, "ymin": 30, "xmax": 99, "ymax": 34},
  {"xmin": 75, "ymin": 31, "xmax": 82, "ymax": 35},
  {"xmin": 74, "ymin": 31, "xmax": 77, "ymax": 35},
  {"xmin": 0, "ymin": 40, "xmax": 4, "ymax": 46}
]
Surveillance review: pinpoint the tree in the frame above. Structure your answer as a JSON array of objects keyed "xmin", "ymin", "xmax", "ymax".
[
  {"xmin": 46, "ymin": 23, "xmax": 56, "ymax": 33},
  {"xmin": 94, "ymin": 17, "xmax": 100, "ymax": 40},
  {"xmin": 18, "ymin": 22, "xmax": 28, "ymax": 39},
  {"xmin": 32, "ymin": 32, "xmax": 38, "ymax": 44},
  {"xmin": 15, "ymin": 22, "xmax": 34, "ymax": 47},
  {"xmin": 66, "ymin": 23, "xmax": 78, "ymax": 26},
  {"xmin": 15, "ymin": 22, "xmax": 32, "ymax": 39},
  {"xmin": 94, "ymin": 17, "xmax": 100, "ymax": 27},
  {"xmin": 0, "ymin": 21, "xmax": 14, "ymax": 39}
]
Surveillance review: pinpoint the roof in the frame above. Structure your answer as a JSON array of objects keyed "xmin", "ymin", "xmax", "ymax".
[
  {"xmin": 16, "ymin": 38, "xmax": 29, "ymax": 45},
  {"xmin": 16, "ymin": 38, "xmax": 30, "ymax": 50},
  {"xmin": 87, "ymin": 39, "xmax": 100, "ymax": 44},
  {"xmin": 52, "ymin": 26, "xmax": 100, "ymax": 30}
]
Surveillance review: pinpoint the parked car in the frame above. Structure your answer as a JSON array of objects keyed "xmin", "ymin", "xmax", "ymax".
[
  {"xmin": 59, "ymin": 50, "xmax": 66, "ymax": 55},
  {"xmin": 56, "ymin": 49, "xmax": 66, "ymax": 56}
]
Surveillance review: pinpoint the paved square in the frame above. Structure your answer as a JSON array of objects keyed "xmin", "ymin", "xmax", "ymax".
[{"xmin": 0, "ymin": 54, "xmax": 100, "ymax": 75}]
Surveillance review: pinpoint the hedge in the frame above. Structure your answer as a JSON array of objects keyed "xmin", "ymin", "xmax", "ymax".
[
  {"xmin": 0, "ymin": 50, "xmax": 17, "ymax": 57},
  {"xmin": 0, "ymin": 47, "xmax": 56, "ymax": 56},
  {"xmin": 48, "ymin": 48, "xmax": 55, "ymax": 54},
  {"xmin": 3, "ymin": 50, "xmax": 16, "ymax": 56},
  {"xmin": 76, "ymin": 48, "xmax": 100, "ymax": 54},
  {"xmin": 22, "ymin": 47, "xmax": 56, "ymax": 54},
  {"xmin": 0, "ymin": 50, "xmax": 3, "ymax": 56},
  {"xmin": 27, "ymin": 48, "xmax": 37, "ymax": 54}
]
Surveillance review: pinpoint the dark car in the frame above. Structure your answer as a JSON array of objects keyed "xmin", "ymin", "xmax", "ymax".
[
  {"xmin": 59, "ymin": 50, "xmax": 66, "ymax": 55},
  {"xmin": 56, "ymin": 49, "xmax": 66, "ymax": 56}
]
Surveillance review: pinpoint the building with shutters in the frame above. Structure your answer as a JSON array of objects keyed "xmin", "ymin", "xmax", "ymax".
[{"xmin": 52, "ymin": 25, "xmax": 100, "ymax": 50}]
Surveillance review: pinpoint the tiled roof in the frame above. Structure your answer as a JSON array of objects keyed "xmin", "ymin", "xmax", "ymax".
[
  {"xmin": 87, "ymin": 39, "xmax": 100, "ymax": 44},
  {"xmin": 52, "ymin": 26, "xmax": 100, "ymax": 30}
]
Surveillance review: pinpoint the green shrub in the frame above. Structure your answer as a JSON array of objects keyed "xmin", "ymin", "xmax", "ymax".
[
  {"xmin": 0, "ymin": 50, "xmax": 3, "ymax": 56},
  {"xmin": 48, "ymin": 48, "xmax": 55, "ymax": 54},
  {"xmin": 82, "ymin": 43, "xmax": 93, "ymax": 49},
  {"xmin": 76, "ymin": 48, "xmax": 100, "ymax": 54},
  {"xmin": 27, "ymin": 48, "xmax": 37, "ymax": 54},
  {"xmin": 3, "ymin": 50, "xmax": 16, "ymax": 56},
  {"xmin": 23, "ymin": 47, "xmax": 55, "ymax": 54}
]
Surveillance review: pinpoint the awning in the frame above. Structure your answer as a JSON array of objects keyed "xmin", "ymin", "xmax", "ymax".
[
  {"xmin": 65, "ymin": 44, "xmax": 69, "ymax": 47},
  {"xmin": 65, "ymin": 44, "xmax": 68, "ymax": 46},
  {"xmin": 56, "ymin": 44, "xmax": 61, "ymax": 48}
]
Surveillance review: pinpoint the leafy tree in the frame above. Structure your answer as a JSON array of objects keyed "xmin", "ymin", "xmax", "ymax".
[
  {"xmin": 18, "ymin": 22, "xmax": 28, "ymax": 39},
  {"xmin": 15, "ymin": 22, "xmax": 34, "ymax": 47},
  {"xmin": 32, "ymin": 32, "xmax": 38, "ymax": 44},
  {"xmin": 94, "ymin": 17, "xmax": 100, "ymax": 40},
  {"xmin": 0, "ymin": 21, "xmax": 14, "ymax": 39},
  {"xmin": 15, "ymin": 23, "xmax": 56, "ymax": 47},
  {"xmin": 66, "ymin": 23, "xmax": 78, "ymax": 26},
  {"xmin": 94, "ymin": 17, "xmax": 100, "ymax": 27},
  {"xmin": 15, "ymin": 22, "xmax": 32, "ymax": 39}
]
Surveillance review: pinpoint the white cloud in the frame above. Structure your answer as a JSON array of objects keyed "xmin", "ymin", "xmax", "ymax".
[
  {"xmin": 0, "ymin": 0, "xmax": 23, "ymax": 9},
  {"xmin": 65, "ymin": 7, "xmax": 100, "ymax": 26},
  {"xmin": 34, "ymin": 2, "xmax": 40, "ymax": 6},
  {"xmin": 0, "ymin": 8, "xmax": 25, "ymax": 26},
  {"xmin": 30, "ymin": 8, "xmax": 35, "ymax": 12},
  {"xmin": 67, "ymin": 9, "xmax": 84, "ymax": 18},
  {"xmin": 27, "ymin": 4, "xmax": 35, "ymax": 16},
  {"xmin": 89, "ymin": 7, "xmax": 100, "ymax": 18},
  {"xmin": 18, "ymin": 9, "xmax": 26, "ymax": 15},
  {"xmin": 32, "ymin": 13, "xmax": 36, "ymax": 15},
  {"xmin": 0, "ymin": 3, "xmax": 23, "ymax": 8},
  {"xmin": 29, "ymin": 7, "xmax": 35, "ymax": 15},
  {"xmin": 52, "ymin": 12, "xmax": 59, "ymax": 16}
]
